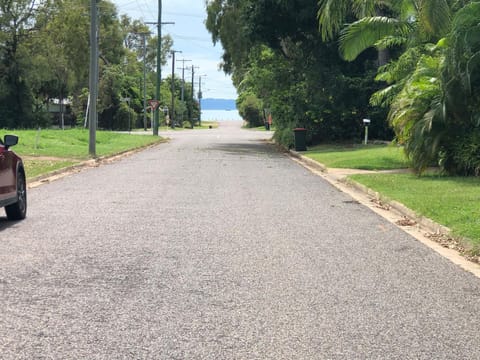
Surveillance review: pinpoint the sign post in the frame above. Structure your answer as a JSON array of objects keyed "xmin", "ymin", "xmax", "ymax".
[
  {"xmin": 363, "ymin": 119, "xmax": 371, "ymax": 145},
  {"xmin": 148, "ymin": 100, "xmax": 161, "ymax": 132}
]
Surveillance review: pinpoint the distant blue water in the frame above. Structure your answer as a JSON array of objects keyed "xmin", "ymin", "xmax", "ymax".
[
  {"xmin": 201, "ymin": 98, "xmax": 236, "ymax": 110},
  {"xmin": 201, "ymin": 109, "xmax": 242, "ymax": 121}
]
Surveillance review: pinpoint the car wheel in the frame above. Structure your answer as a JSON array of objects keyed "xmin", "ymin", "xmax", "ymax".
[{"xmin": 5, "ymin": 170, "xmax": 27, "ymax": 220}]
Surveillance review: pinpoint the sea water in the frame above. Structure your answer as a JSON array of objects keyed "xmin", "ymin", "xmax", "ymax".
[{"xmin": 201, "ymin": 109, "xmax": 242, "ymax": 121}]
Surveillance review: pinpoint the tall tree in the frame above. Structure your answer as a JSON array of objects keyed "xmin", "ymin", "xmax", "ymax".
[
  {"xmin": 207, "ymin": 0, "xmax": 385, "ymax": 145},
  {"xmin": 0, "ymin": 0, "xmax": 40, "ymax": 127}
]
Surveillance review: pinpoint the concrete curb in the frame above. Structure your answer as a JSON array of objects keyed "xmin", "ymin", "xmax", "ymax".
[
  {"xmin": 341, "ymin": 177, "xmax": 451, "ymax": 235},
  {"xmin": 289, "ymin": 149, "xmax": 451, "ymax": 236},
  {"xmin": 288, "ymin": 149, "xmax": 480, "ymax": 277}
]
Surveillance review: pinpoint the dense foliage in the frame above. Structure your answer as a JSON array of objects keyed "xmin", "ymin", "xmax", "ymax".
[
  {"xmin": 206, "ymin": 0, "xmax": 480, "ymax": 175},
  {"xmin": 0, "ymin": 0, "xmax": 198, "ymax": 130},
  {"xmin": 206, "ymin": 0, "xmax": 390, "ymax": 145}
]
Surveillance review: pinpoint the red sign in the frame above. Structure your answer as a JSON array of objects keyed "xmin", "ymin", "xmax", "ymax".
[{"xmin": 148, "ymin": 99, "xmax": 160, "ymax": 110}]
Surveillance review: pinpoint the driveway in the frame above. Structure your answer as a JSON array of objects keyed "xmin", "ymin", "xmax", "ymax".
[{"xmin": 1, "ymin": 121, "xmax": 480, "ymax": 359}]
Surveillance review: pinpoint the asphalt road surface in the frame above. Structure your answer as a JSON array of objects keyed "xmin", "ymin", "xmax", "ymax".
[{"xmin": 1, "ymin": 121, "xmax": 480, "ymax": 359}]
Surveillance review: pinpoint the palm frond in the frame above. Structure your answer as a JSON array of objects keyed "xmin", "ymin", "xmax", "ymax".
[
  {"xmin": 451, "ymin": 2, "xmax": 480, "ymax": 30},
  {"xmin": 418, "ymin": 0, "xmax": 451, "ymax": 37},
  {"xmin": 339, "ymin": 16, "xmax": 412, "ymax": 61},
  {"xmin": 370, "ymin": 84, "xmax": 399, "ymax": 107},
  {"xmin": 404, "ymin": 95, "xmax": 446, "ymax": 174},
  {"xmin": 317, "ymin": 0, "xmax": 349, "ymax": 41},
  {"xmin": 397, "ymin": 0, "xmax": 416, "ymax": 22},
  {"xmin": 351, "ymin": 0, "xmax": 377, "ymax": 18},
  {"xmin": 374, "ymin": 35, "xmax": 408, "ymax": 50},
  {"xmin": 375, "ymin": 46, "xmax": 423, "ymax": 84}
]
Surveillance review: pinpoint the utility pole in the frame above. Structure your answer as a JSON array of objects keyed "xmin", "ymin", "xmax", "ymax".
[
  {"xmin": 155, "ymin": 1, "xmax": 161, "ymax": 135},
  {"xmin": 198, "ymin": 74, "xmax": 206, "ymax": 127},
  {"xmin": 176, "ymin": 59, "xmax": 191, "ymax": 101},
  {"xmin": 176, "ymin": 59, "xmax": 191, "ymax": 127},
  {"xmin": 170, "ymin": 50, "xmax": 182, "ymax": 128},
  {"xmin": 89, "ymin": 0, "xmax": 98, "ymax": 157},
  {"xmin": 146, "ymin": 5, "xmax": 174, "ymax": 136},
  {"xmin": 191, "ymin": 65, "xmax": 199, "ymax": 125},
  {"xmin": 138, "ymin": 32, "xmax": 150, "ymax": 131}
]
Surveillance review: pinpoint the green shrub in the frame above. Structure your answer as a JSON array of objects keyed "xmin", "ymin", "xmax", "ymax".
[
  {"xmin": 114, "ymin": 102, "xmax": 135, "ymax": 131},
  {"xmin": 441, "ymin": 130, "xmax": 480, "ymax": 176},
  {"xmin": 238, "ymin": 93, "xmax": 263, "ymax": 127}
]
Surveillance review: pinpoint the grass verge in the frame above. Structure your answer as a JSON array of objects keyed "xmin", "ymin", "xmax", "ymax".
[
  {"xmin": 2, "ymin": 128, "xmax": 164, "ymax": 179},
  {"xmin": 350, "ymin": 173, "xmax": 480, "ymax": 246},
  {"xmin": 302, "ymin": 142, "xmax": 480, "ymax": 252},
  {"xmin": 24, "ymin": 159, "xmax": 78, "ymax": 179},
  {"xmin": 304, "ymin": 144, "xmax": 410, "ymax": 170}
]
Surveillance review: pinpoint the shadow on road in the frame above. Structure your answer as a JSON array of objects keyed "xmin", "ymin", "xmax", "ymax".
[
  {"xmin": 0, "ymin": 217, "xmax": 21, "ymax": 232},
  {"xmin": 208, "ymin": 141, "xmax": 283, "ymax": 158}
]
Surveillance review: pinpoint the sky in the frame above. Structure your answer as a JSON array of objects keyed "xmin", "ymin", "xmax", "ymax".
[{"xmin": 113, "ymin": 0, "xmax": 237, "ymax": 100}]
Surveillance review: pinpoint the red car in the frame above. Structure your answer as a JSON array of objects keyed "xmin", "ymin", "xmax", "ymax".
[{"xmin": 0, "ymin": 135, "xmax": 27, "ymax": 220}]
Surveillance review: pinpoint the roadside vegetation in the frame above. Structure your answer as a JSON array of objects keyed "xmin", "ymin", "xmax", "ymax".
[
  {"xmin": 0, "ymin": 0, "xmax": 199, "ymax": 132},
  {"xmin": 304, "ymin": 144, "xmax": 410, "ymax": 170},
  {"xmin": 304, "ymin": 143, "xmax": 480, "ymax": 250},
  {"xmin": 207, "ymin": 0, "xmax": 480, "ymax": 177},
  {"xmin": 7, "ymin": 129, "xmax": 163, "ymax": 179},
  {"xmin": 350, "ymin": 173, "xmax": 480, "ymax": 247}
]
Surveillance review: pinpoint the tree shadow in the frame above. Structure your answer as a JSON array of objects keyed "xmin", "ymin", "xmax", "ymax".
[{"xmin": 208, "ymin": 141, "xmax": 284, "ymax": 158}]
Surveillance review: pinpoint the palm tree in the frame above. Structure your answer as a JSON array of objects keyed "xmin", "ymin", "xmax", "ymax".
[
  {"xmin": 318, "ymin": 0, "xmax": 460, "ymax": 174},
  {"xmin": 318, "ymin": 0, "xmax": 451, "ymax": 62},
  {"xmin": 317, "ymin": 0, "xmax": 379, "ymax": 42},
  {"xmin": 435, "ymin": 1, "xmax": 480, "ymax": 175},
  {"xmin": 371, "ymin": 1, "xmax": 480, "ymax": 175}
]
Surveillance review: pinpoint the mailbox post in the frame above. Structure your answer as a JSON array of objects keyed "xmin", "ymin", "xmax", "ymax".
[{"xmin": 363, "ymin": 118, "xmax": 371, "ymax": 145}]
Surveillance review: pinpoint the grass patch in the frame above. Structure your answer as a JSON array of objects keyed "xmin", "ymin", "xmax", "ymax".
[
  {"xmin": 24, "ymin": 159, "xmax": 77, "ymax": 179},
  {"xmin": 350, "ymin": 173, "xmax": 480, "ymax": 244},
  {"xmin": 304, "ymin": 144, "xmax": 410, "ymax": 170},
  {"xmin": 3, "ymin": 128, "xmax": 163, "ymax": 159},
  {"xmin": 245, "ymin": 125, "xmax": 275, "ymax": 131},
  {"xmin": 1, "ymin": 128, "xmax": 164, "ymax": 179}
]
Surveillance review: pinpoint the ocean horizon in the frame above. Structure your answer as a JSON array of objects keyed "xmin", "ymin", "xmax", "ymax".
[{"xmin": 201, "ymin": 109, "xmax": 242, "ymax": 121}]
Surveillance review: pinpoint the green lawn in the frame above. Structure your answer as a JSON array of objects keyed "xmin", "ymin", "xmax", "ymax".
[
  {"xmin": 304, "ymin": 142, "xmax": 480, "ymax": 248},
  {"xmin": 24, "ymin": 159, "xmax": 78, "ymax": 179},
  {"xmin": 350, "ymin": 173, "xmax": 480, "ymax": 245},
  {"xmin": 1, "ymin": 128, "xmax": 164, "ymax": 179},
  {"xmin": 245, "ymin": 125, "xmax": 275, "ymax": 131},
  {"xmin": 8, "ymin": 128, "xmax": 163, "ymax": 158},
  {"xmin": 304, "ymin": 144, "xmax": 410, "ymax": 170}
]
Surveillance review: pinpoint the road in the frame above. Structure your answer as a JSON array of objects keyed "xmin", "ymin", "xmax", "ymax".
[{"xmin": 1, "ymin": 121, "xmax": 480, "ymax": 359}]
